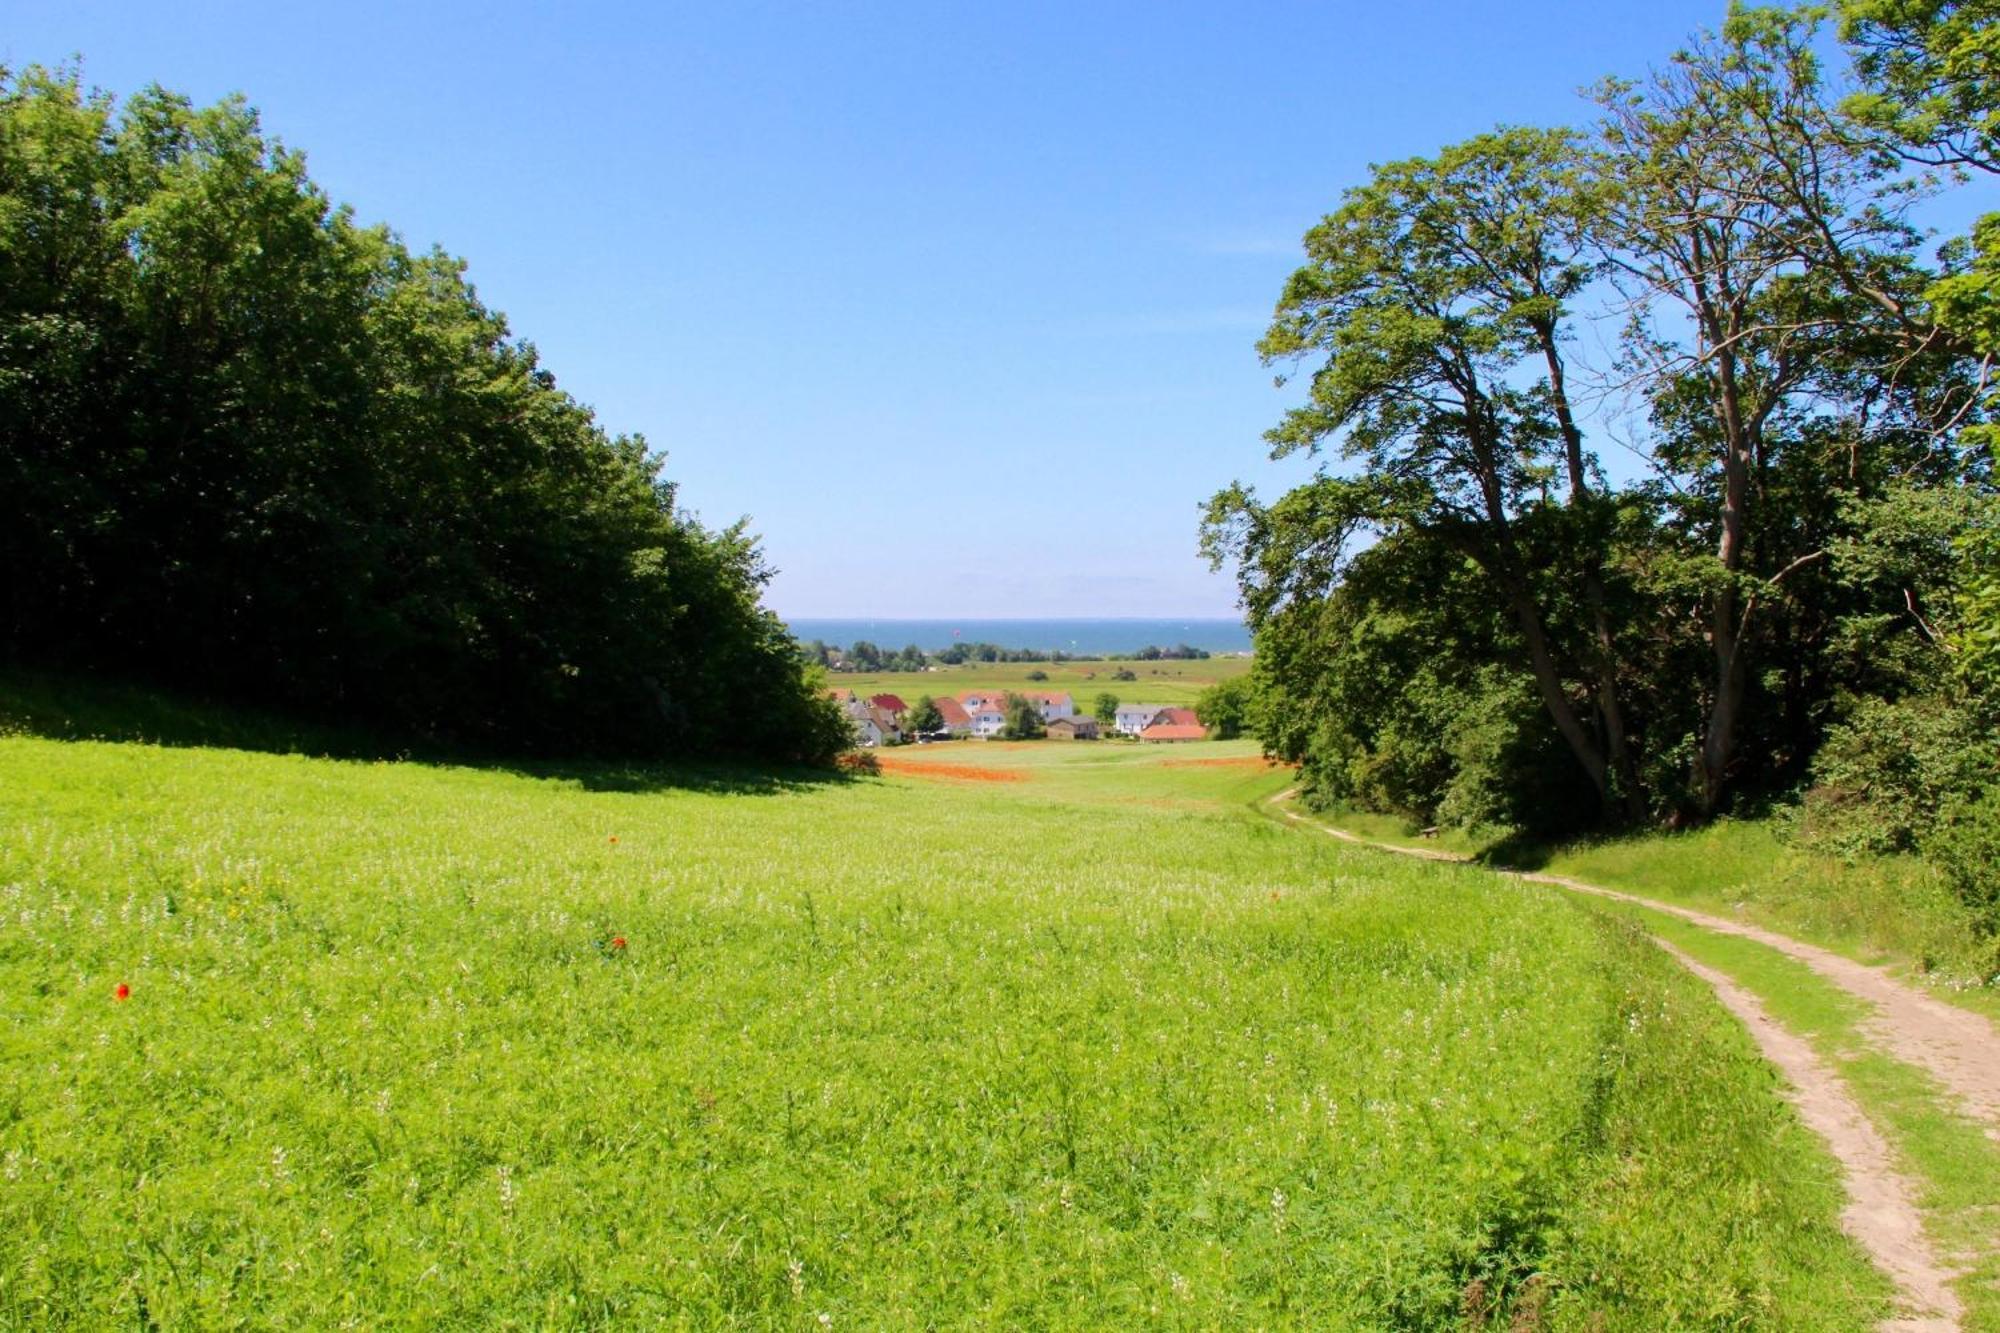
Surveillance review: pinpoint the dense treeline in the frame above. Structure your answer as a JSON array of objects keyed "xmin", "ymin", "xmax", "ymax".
[
  {"xmin": 1204, "ymin": 4, "xmax": 2000, "ymax": 920},
  {"xmin": 797, "ymin": 638, "xmax": 1216, "ymax": 670},
  {"xmin": 0, "ymin": 67, "xmax": 847, "ymax": 762}
]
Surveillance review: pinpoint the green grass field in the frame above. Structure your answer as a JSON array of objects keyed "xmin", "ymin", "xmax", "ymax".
[
  {"xmin": 0, "ymin": 706, "xmax": 1889, "ymax": 1327},
  {"xmin": 828, "ymin": 655, "xmax": 1252, "ymax": 706}
]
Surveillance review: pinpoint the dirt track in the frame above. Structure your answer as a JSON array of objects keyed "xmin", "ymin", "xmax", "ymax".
[{"xmin": 1270, "ymin": 791, "xmax": 1996, "ymax": 1331}]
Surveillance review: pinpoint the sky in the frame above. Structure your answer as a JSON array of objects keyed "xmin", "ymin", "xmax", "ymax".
[{"xmin": 10, "ymin": 1, "xmax": 1746, "ymax": 617}]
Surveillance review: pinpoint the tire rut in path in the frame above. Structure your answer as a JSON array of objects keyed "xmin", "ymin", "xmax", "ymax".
[
  {"xmin": 1657, "ymin": 940, "xmax": 1961, "ymax": 1332},
  {"xmin": 1269, "ymin": 792, "xmax": 1992, "ymax": 1331}
]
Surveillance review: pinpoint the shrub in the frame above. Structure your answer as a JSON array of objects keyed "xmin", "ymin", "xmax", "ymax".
[{"xmin": 1799, "ymin": 694, "xmax": 1996, "ymax": 857}]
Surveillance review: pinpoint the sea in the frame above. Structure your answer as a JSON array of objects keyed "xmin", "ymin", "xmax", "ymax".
[{"xmin": 783, "ymin": 617, "xmax": 1252, "ymax": 657}]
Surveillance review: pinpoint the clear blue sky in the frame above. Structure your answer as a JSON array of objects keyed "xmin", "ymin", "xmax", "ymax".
[{"xmin": 11, "ymin": 1, "xmax": 1735, "ymax": 616}]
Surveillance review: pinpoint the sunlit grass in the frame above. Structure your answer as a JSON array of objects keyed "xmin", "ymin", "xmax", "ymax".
[{"xmin": 0, "ymin": 730, "xmax": 1886, "ymax": 1326}]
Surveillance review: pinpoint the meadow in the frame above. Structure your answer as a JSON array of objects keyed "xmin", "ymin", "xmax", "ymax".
[
  {"xmin": 0, "ymin": 716, "xmax": 1889, "ymax": 1327},
  {"xmin": 826, "ymin": 655, "xmax": 1251, "ymax": 706}
]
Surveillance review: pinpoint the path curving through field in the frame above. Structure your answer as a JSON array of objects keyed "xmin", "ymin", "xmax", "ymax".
[{"xmin": 1268, "ymin": 790, "xmax": 1994, "ymax": 1331}]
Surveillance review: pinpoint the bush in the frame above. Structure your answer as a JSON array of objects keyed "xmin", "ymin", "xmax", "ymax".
[
  {"xmin": 1928, "ymin": 788, "xmax": 2000, "ymax": 934},
  {"xmin": 999, "ymin": 694, "xmax": 1045, "ymax": 740},
  {"xmin": 1799, "ymin": 695, "xmax": 1996, "ymax": 857}
]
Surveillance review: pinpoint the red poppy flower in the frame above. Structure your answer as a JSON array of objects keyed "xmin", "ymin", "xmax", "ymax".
[
  {"xmin": 610, "ymin": 936, "xmax": 627, "ymax": 951},
  {"xmin": 113, "ymin": 983, "xmax": 131, "ymax": 1002}
]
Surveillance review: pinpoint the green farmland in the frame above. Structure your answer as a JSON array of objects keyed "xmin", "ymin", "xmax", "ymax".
[
  {"xmin": 828, "ymin": 655, "xmax": 1251, "ymax": 706},
  {"xmin": 0, "ymin": 725, "xmax": 1887, "ymax": 1327}
]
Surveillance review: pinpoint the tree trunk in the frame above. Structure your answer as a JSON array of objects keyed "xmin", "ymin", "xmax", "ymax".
[
  {"xmin": 1696, "ymin": 340, "xmax": 1755, "ymax": 817},
  {"xmin": 1538, "ymin": 321, "xmax": 1646, "ymax": 823}
]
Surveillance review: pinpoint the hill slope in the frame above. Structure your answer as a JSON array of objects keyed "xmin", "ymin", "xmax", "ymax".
[{"xmin": 0, "ymin": 728, "xmax": 1886, "ymax": 1326}]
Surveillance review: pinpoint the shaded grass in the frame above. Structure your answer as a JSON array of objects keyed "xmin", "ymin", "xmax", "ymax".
[{"xmin": 0, "ymin": 732, "xmax": 1888, "ymax": 1326}]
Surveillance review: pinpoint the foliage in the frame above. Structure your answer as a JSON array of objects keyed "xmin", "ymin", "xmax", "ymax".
[
  {"xmin": 1207, "ymin": 6, "xmax": 1994, "ymax": 851},
  {"xmin": 0, "ymin": 66, "xmax": 843, "ymax": 764},
  {"xmin": 1839, "ymin": 0, "xmax": 2000, "ymax": 173},
  {"xmin": 1927, "ymin": 785, "xmax": 2000, "ymax": 930},
  {"xmin": 904, "ymin": 695, "xmax": 944, "ymax": 734},
  {"xmin": 1799, "ymin": 694, "xmax": 1996, "ymax": 855},
  {"xmin": 999, "ymin": 692, "xmax": 1045, "ymax": 739},
  {"xmin": 1193, "ymin": 675, "xmax": 1255, "ymax": 740},
  {"xmin": 1091, "ymin": 691, "xmax": 1119, "ymax": 725},
  {"xmin": 0, "ymin": 725, "xmax": 1890, "ymax": 1326},
  {"xmin": 1961, "ymin": 516, "xmax": 2000, "ymax": 701}
]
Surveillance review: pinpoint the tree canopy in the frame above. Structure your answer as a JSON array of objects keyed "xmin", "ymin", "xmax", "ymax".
[
  {"xmin": 1204, "ymin": 3, "xmax": 1998, "ymax": 911},
  {"xmin": 0, "ymin": 66, "xmax": 847, "ymax": 763}
]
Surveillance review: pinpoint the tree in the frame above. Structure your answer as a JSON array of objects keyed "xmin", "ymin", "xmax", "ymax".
[
  {"xmin": 1026, "ymin": 669, "xmax": 1048, "ymax": 681},
  {"xmin": 0, "ymin": 66, "xmax": 848, "ymax": 765},
  {"xmin": 1000, "ymin": 693, "xmax": 1046, "ymax": 739},
  {"xmin": 905, "ymin": 695, "xmax": 945, "ymax": 734},
  {"xmin": 1092, "ymin": 692, "xmax": 1120, "ymax": 725},
  {"xmin": 847, "ymin": 640, "xmax": 883, "ymax": 672},
  {"xmin": 1594, "ymin": 9, "xmax": 1931, "ymax": 815},
  {"xmin": 1206, "ymin": 125, "xmax": 1645, "ymax": 820},
  {"xmin": 1195, "ymin": 677, "xmax": 1255, "ymax": 740}
]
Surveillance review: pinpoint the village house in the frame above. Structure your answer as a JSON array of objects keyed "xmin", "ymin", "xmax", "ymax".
[
  {"xmin": 959, "ymin": 689, "xmax": 1075, "ymax": 722},
  {"xmin": 932, "ymin": 696, "xmax": 973, "ymax": 737},
  {"xmin": 832, "ymin": 689, "xmax": 902, "ymax": 747},
  {"xmin": 1045, "ymin": 716, "xmax": 1099, "ymax": 741},
  {"xmin": 868, "ymin": 693, "xmax": 907, "ymax": 716},
  {"xmin": 967, "ymin": 699, "xmax": 1008, "ymax": 739},
  {"xmin": 1114, "ymin": 702, "xmax": 1170, "ymax": 735},
  {"xmin": 1138, "ymin": 711, "xmax": 1205, "ymax": 743}
]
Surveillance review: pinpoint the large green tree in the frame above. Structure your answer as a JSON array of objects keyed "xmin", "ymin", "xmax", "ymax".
[
  {"xmin": 1206, "ymin": 126, "xmax": 1645, "ymax": 819},
  {"xmin": 0, "ymin": 66, "xmax": 846, "ymax": 763}
]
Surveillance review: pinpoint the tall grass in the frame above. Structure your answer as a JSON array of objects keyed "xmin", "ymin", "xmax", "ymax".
[{"xmin": 0, "ymin": 729, "xmax": 1884, "ymax": 1326}]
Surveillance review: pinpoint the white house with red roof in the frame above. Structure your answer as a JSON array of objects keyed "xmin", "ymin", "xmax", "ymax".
[
  {"xmin": 966, "ymin": 698, "xmax": 1009, "ymax": 739},
  {"xmin": 958, "ymin": 689, "xmax": 1075, "ymax": 723},
  {"xmin": 1114, "ymin": 702, "xmax": 1170, "ymax": 735}
]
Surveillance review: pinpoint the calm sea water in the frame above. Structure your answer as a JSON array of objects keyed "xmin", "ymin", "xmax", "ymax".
[{"xmin": 784, "ymin": 617, "xmax": 1252, "ymax": 656}]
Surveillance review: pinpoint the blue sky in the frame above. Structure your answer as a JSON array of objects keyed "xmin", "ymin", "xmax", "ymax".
[{"xmin": 11, "ymin": 1, "xmax": 1739, "ymax": 616}]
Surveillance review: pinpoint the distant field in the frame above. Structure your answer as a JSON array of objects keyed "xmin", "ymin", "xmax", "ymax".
[
  {"xmin": 829, "ymin": 655, "xmax": 1252, "ymax": 705},
  {"xmin": 0, "ymin": 717, "xmax": 1883, "ymax": 1326}
]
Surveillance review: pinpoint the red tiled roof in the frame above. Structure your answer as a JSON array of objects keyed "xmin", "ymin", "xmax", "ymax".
[
  {"xmin": 1155, "ymin": 707, "xmax": 1199, "ymax": 726},
  {"xmin": 933, "ymin": 698, "xmax": 971, "ymax": 725},
  {"xmin": 1139, "ymin": 722, "xmax": 1207, "ymax": 742},
  {"xmin": 870, "ymin": 693, "xmax": 907, "ymax": 714}
]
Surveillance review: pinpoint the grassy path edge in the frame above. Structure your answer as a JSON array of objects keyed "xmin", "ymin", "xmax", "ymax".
[
  {"xmin": 1265, "ymin": 789, "xmax": 1994, "ymax": 1332},
  {"xmin": 1264, "ymin": 793, "xmax": 2000, "ymax": 1134}
]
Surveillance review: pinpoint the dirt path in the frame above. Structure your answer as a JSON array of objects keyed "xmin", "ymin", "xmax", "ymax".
[
  {"xmin": 1268, "ymin": 794, "xmax": 2000, "ymax": 1134},
  {"xmin": 1269, "ymin": 791, "xmax": 1993, "ymax": 1331},
  {"xmin": 1658, "ymin": 941, "xmax": 1962, "ymax": 1331}
]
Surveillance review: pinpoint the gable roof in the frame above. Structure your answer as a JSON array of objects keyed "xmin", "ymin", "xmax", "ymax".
[
  {"xmin": 1154, "ymin": 707, "xmax": 1199, "ymax": 726},
  {"xmin": 1139, "ymin": 722, "xmax": 1206, "ymax": 742},
  {"xmin": 933, "ymin": 697, "xmax": 971, "ymax": 726},
  {"xmin": 1047, "ymin": 715, "xmax": 1097, "ymax": 731},
  {"xmin": 869, "ymin": 693, "xmax": 907, "ymax": 714}
]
